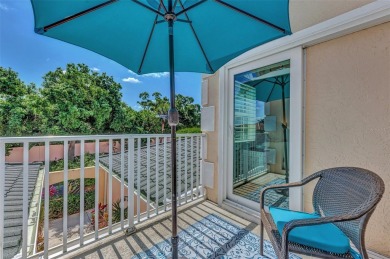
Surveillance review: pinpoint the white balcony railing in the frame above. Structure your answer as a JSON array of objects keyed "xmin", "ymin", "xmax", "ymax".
[{"xmin": 0, "ymin": 133, "xmax": 204, "ymax": 259}]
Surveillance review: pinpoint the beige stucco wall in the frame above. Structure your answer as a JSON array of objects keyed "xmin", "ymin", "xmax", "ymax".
[
  {"xmin": 305, "ymin": 22, "xmax": 390, "ymax": 256},
  {"xmin": 289, "ymin": 0, "xmax": 374, "ymax": 32},
  {"xmin": 202, "ymin": 71, "xmax": 220, "ymax": 203}
]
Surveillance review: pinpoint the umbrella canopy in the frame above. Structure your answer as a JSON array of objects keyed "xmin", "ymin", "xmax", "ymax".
[
  {"xmin": 31, "ymin": 1, "xmax": 291, "ymax": 258},
  {"xmin": 247, "ymin": 68, "xmax": 290, "ymax": 102},
  {"xmin": 31, "ymin": 0, "xmax": 291, "ymax": 74}
]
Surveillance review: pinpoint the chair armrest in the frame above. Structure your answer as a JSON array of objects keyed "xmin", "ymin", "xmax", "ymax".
[
  {"xmin": 260, "ymin": 172, "xmax": 322, "ymax": 209},
  {"xmin": 280, "ymin": 214, "xmax": 358, "ymax": 252}
]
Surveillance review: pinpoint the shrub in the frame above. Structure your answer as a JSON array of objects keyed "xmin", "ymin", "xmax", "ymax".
[
  {"xmin": 45, "ymin": 179, "xmax": 96, "ymax": 219},
  {"xmin": 50, "ymin": 153, "xmax": 96, "ymax": 172},
  {"xmin": 177, "ymin": 127, "xmax": 201, "ymax": 134}
]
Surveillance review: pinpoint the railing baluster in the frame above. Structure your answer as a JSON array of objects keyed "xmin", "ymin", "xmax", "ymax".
[
  {"xmin": 120, "ymin": 138, "xmax": 125, "ymax": 230},
  {"xmin": 108, "ymin": 139, "xmax": 113, "ymax": 234},
  {"xmin": 163, "ymin": 137, "xmax": 167, "ymax": 212},
  {"xmin": 190, "ymin": 136, "xmax": 194, "ymax": 201},
  {"xmin": 146, "ymin": 137, "xmax": 150, "ymax": 218},
  {"xmin": 80, "ymin": 140, "xmax": 85, "ymax": 246},
  {"xmin": 184, "ymin": 137, "xmax": 188, "ymax": 204},
  {"xmin": 155, "ymin": 137, "xmax": 159, "ymax": 215},
  {"xmin": 63, "ymin": 141, "xmax": 68, "ymax": 252},
  {"xmin": 128, "ymin": 138, "xmax": 135, "ymax": 228},
  {"xmin": 22, "ymin": 142, "xmax": 29, "ymax": 257},
  {"xmin": 178, "ymin": 137, "xmax": 182, "ymax": 206},
  {"xmin": 196, "ymin": 136, "xmax": 200, "ymax": 197},
  {"xmin": 44, "ymin": 141, "xmax": 49, "ymax": 258},
  {"xmin": 94, "ymin": 140, "xmax": 99, "ymax": 240},
  {"xmin": 0, "ymin": 133, "xmax": 205, "ymax": 258},
  {"xmin": 0, "ymin": 142, "xmax": 5, "ymax": 259},
  {"xmin": 137, "ymin": 138, "xmax": 141, "ymax": 222}
]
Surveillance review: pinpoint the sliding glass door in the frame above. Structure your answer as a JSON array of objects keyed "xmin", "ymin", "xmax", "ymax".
[{"xmin": 230, "ymin": 60, "xmax": 293, "ymax": 209}]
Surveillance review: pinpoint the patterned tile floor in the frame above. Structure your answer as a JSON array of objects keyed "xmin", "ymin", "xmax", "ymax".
[
  {"xmin": 233, "ymin": 173, "xmax": 289, "ymax": 208},
  {"xmin": 132, "ymin": 214, "xmax": 301, "ymax": 258},
  {"xmin": 63, "ymin": 200, "xmax": 313, "ymax": 259}
]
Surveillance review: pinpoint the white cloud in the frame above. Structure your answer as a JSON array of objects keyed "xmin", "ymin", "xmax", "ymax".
[
  {"xmin": 0, "ymin": 3, "xmax": 9, "ymax": 11},
  {"xmin": 62, "ymin": 70, "xmax": 66, "ymax": 74},
  {"xmin": 92, "ymin": 67, "xmax": 100, "ymax": 72},
  {"xmin": 122, "ymin": 77, "xmax": 141, "ymax": 84},
  {"xmin": 128, "ymin": 70, "xmax": 169, "ymax": 78},
  {"xmin": 143, "ymin": 72, "xmax": 169, "ymax": 78}
]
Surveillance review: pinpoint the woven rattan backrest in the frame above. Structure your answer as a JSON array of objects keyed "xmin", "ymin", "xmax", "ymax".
[{"xmin": 312, "ymin": 167, "xmax": 385, "ymax": 251}]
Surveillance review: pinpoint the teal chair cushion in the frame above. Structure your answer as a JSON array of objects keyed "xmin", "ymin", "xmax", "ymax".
[{"xmin": 269, "ymin": 207, "xmax": 351, "ymax": 254}]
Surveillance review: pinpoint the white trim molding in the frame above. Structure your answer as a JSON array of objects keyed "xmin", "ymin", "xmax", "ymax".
[{"xmin": 221, "ymin": 47, "xmax": 304, "ymax": 212}]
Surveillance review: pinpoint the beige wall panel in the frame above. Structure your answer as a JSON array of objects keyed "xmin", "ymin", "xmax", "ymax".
[
  {"xmin": 290, "ymin": 0, "xmax": 374, "ymax": 32},
  {"xmin": 202, "ymin": 71, "xmax": 220, "ymax": 203},
  {"xmin": 305, "ymin": 22, "xmax": 390, "ymax": 256}
]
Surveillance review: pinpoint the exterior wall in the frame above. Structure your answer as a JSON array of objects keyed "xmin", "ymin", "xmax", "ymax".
[
  {"xmin": 202, "ymin": 71, "xmax": 220, "ymax": 203},
  {"xmin": 289, "ymin": 0, "xmax": 374, "ymax": 32},
  {"xmin": 305, "ymin": 22, "xmax": 390, "ymax": 256},
  {"xmin": 6, "ymin": 142, "xmax": 120, "ymax": 163},
  {"xmin": 49, "ymin": 166, "xmax": 147, "ymax": 215}
]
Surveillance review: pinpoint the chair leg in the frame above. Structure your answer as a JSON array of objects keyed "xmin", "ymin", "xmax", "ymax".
[{"xmin": 260, "ymin": 220, "xmax": 264, "ymax": 256}]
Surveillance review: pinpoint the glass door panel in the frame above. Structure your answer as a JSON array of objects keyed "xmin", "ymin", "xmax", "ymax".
[{"xmin": 233, "ymin": 60, "xmax": 290, "ymax": 208}]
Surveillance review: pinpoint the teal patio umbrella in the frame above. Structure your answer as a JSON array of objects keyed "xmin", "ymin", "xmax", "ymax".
[{"xmin": 31, "ymin": 1, "xmax": 291, "ymax": 257}]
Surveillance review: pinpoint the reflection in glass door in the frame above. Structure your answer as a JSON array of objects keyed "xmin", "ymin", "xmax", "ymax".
[{"xmin": 233, "ymin": 60, "xmax": 290, "ymax": 208}]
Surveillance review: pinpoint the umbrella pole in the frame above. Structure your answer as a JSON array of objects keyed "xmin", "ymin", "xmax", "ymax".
[
  {"xmin": 166, "ymin": 1, "xmax": 179, "ymax": 258},
  {"xmin": 281, "ymin": 83, "xmax": 289, "ymax": 183}
]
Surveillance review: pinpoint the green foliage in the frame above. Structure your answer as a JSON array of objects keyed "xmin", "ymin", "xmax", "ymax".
[
  {"xmin": 0, "ymin": 67, "xmax": 49, "ymax": 136},
  {"xmin": 0, "ymin": 65, "xmax": 201, "ymax": 138},
  {"xmin": 137, "ymin": 91, "xmax": 200, "ymax": 133},
  {"xmin": 49, "ymin": 153, "xmax": 96, "ymax": 171},
  {"xmin": 40, "ymin": 63, "xmax": 124, "ymax": 135},
  {"xmin": 177, "ymin": 127, "xmax": 201, "ymax": 134},
  {"xmin": 175, "ymin": 94, "xmax": 201, "ymax": 128},
  {"xmin": 48, "ymin": 191, "xmax": 95, "ymax": 219},
  {"xmin": 47, "ymin": 179, "xmax": 96, "ymax": 219},
  {"xmin": 112, "ymin": 200, "xmax": 128, "ymax": 223}
]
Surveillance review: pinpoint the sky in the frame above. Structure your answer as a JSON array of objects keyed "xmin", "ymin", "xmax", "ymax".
[{"xmin": 0, "ymin": 0, "xmax": 201, "ymax": 109}]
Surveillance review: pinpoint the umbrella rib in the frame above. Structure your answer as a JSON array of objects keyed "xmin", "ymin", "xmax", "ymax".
[
  {"xmin": 214, "ymin": 0, "xmax": 287, "ymax": 34},
  {"xmin": 266, "ymin": 82, "xmax": 277, "ymax": 103},
  {"xmin": 137, "ymin": 6, "xmax": 163, "ymax": 74},
  {"xmin": 132, "ymin": 0, "xmax": 165, "ymax": 17},
  {"xmin": 159, "ymin": 0, "xmax": 168, "ymax": 13},
  {"xmin": 173, "ymin": 0, "xmax": 179, "ymax": 10},
  {"xmin": 42, "ymin": 0, "xmax": 118, "ymax": 32},
  {"xmin": 177, "ymin": 0, "xmax": 214, "ymax": 73},
  {"xmin": 176, "ymin": 0, "xmax": 207, "ymax": 16}
]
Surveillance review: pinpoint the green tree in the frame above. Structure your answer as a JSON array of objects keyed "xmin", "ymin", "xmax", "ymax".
[
  {"xmin": 137, "ymin": 92, "xmax": 200, "ymax": 132},
  {"xmin": 175, "ymin": 94, "xmax": 200, "ymax": 128},
  {"xmin": 41, "ymin": 63, "xmax": 123, "ymax": 134},
  {"xmin": 40, "ymin": 63, "xmax": 125, "ymax": 160},
  {"xmin": 0, "ymin": 67, "xmax": 48, "ymax": 136}
]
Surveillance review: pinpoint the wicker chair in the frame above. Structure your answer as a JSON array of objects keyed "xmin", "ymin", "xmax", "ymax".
[{"xmin": 260, "ymin": 167, "xmax": 385, "ymax": 259}]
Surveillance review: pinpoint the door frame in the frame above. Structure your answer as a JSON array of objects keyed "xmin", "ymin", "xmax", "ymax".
[{"xmin": 219, "ymin": 47, "xmax": 304, "ymax": 211}]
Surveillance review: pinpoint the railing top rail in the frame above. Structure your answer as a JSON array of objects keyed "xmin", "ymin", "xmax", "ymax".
[{"xmin": 0, "ymin": 133, "xmax": 205, "ymax": 143}]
